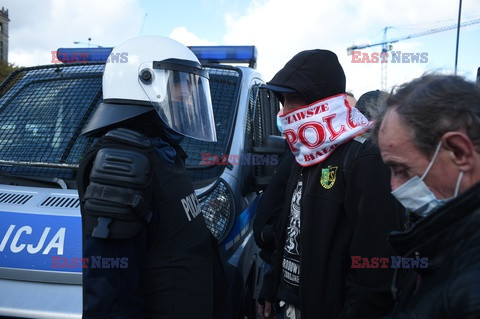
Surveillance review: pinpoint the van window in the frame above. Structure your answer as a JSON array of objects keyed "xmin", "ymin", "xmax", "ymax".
[
  {"xmin": 0, "ymin": 64, "xmax": 103, "ymax": 180},
  {"xmin": 0, "ymin": 63, "xmax": 242, "ymax": 187}
]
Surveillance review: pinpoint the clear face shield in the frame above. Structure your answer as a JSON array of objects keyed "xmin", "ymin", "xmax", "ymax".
[{"xmin": 138, "ymin": 59, "xmax": 217, "ymax": 142}]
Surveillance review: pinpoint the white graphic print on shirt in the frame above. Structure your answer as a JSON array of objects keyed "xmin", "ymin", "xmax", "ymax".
[{"xmin": 282, "ymin": 178, "xmax": 302, "ymax": 286}]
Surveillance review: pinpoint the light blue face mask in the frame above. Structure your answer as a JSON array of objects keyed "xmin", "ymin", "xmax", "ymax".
[
  {"xmin": 276, "ymin": 114, "xmax": 284, "ymax": 133},
  {"xmin": 391, "ymin": 142, "xmax": 464, "ymax": 218}
]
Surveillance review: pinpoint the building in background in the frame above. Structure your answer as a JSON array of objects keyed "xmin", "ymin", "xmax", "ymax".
[{"xmin": 0, "ymin": 7, "xmax": 9, "ymax": 62}]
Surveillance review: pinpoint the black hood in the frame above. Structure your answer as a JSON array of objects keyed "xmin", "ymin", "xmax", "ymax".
[{"xmin": 263, "ymin": 49, "xmax": 346, "ymax": 104}]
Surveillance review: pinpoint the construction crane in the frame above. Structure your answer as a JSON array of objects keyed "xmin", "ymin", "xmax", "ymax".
[{"xmin": 347, "ymin": 18, "xmax": 480, "ymax": 90}]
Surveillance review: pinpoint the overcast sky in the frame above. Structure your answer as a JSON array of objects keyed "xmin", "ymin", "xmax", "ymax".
[{"xmin": 3, "ymin": 0, "xmax": 480, "ymax": 97}]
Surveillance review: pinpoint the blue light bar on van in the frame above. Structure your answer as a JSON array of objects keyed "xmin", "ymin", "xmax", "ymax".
[
  {"xmin": 55, "ymin": 47, "xmax": 113, "ymax": 63},
  {"xmin": 188, "ymin": 46, "xmax": 257, "ymax": 68},
  {"xmin": 55, "ymin": 45, "xmax": 258, "ymax": 68}
]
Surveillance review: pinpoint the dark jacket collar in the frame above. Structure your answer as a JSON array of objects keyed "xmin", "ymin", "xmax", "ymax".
[{"xmin": 388, "ymin": 182, "xmax": 480, "ymax": 261}]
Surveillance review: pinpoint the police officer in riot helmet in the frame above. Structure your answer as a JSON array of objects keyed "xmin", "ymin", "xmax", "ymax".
[{"xmin": 77, "ymin": 35, "xmax": 227, "ymax": 319}]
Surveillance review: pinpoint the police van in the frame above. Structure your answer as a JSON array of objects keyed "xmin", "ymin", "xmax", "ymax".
[{"xmin": 0, "ymin": 45, "xmax": 283, "ymax": 318}]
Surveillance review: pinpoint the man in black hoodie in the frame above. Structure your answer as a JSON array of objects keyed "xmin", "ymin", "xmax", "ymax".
[
  {"xmin": 372, "ymin": 74, "xmax": 480, "ymax": 318},
  {"xmin": 257, "ymin": 49, "xmax": 405, "ymax": 319}
]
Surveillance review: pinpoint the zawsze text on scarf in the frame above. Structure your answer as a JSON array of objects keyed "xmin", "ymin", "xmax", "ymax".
[
  {"xmin": 280, "ymin": 94, "xmax": 371, "ymax": 167},
  {"xmin": 284, "ymin": 102, "xmax": 330, "ymax": 124}
]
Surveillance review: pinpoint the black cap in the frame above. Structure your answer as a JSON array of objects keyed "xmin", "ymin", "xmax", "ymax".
[
  {"xmin": 356, "ymin": 89, "xmax": 387, "ymax": 120},
  {"xmin": 263, "ymin": 49, "xmax": 346, "ymax": 104}
]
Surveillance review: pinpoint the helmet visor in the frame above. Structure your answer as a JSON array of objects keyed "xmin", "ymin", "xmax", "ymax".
[{"xmin": 139, "ymin": 59, "xmax": 217, "ymax": 142}]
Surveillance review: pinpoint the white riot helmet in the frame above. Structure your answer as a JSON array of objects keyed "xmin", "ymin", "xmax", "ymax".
[{"xmin": 82, "ymin": 35, "xmax": 217, "ymax": 142}]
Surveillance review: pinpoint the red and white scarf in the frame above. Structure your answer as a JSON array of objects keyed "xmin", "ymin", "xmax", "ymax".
[{"xmin": 279, "ymin": 93, "xmax": 371, "ymax": 167}]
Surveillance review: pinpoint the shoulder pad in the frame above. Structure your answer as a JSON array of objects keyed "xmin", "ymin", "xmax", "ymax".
[
  {"xmin": 90, "ymin": 147, "xmax": 151, "ymax": 188},
  {"xmin": 83, "ymin": 147, "xmax": 153, "ymax": 239},
  {"xmin": 104, "ymin": 128, "xmax": 151, "ymax": 149}
]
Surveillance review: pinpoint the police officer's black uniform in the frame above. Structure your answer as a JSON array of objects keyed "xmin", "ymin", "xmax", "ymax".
[
  {"xmin": 77, "ymin": 127, "xmax": 226, "ymax": 319},
  {"xmin": 76, "ymin": 35, "xmax": 227, "ymax": 319}
]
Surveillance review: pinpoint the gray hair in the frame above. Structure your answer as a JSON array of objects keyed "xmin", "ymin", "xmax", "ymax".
[{"xmin": 371, "ymin": 74, "xmax": 480, "ymax": 157}]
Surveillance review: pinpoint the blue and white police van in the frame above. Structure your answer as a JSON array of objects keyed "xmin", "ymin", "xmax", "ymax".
[{"xmin": 0, "ymin": 45, "xmax": 283, "ymax": 318}]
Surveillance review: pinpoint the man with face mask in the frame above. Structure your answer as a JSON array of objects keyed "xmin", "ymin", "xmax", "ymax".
[
  {"xmin": 257, "ymin": 49, "xmax": 406, "ymax": 319},
  {"xmin": 372, "ymin": 74, "xmax": 480, "ymax": 318}
]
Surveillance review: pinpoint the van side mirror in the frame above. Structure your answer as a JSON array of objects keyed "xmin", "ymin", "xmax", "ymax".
[{"xmin": 251, "ymin": 135, "xmax": 286, "ymax": 191}]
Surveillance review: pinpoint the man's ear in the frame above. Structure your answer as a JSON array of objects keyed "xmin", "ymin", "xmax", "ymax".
[{"xmin": 442, "ymin": 132, "xmax": 476, "ymax": 171}]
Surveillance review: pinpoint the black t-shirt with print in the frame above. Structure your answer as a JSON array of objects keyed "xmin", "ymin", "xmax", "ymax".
[{"xmin": 277, "ymin": 175, "xmax": 302, "ymax": 307}]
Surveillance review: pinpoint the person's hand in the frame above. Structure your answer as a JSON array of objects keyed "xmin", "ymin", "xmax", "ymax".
[{"xmin": 258, "ymin": 300, "xmax": 277, "ymax": 319}]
